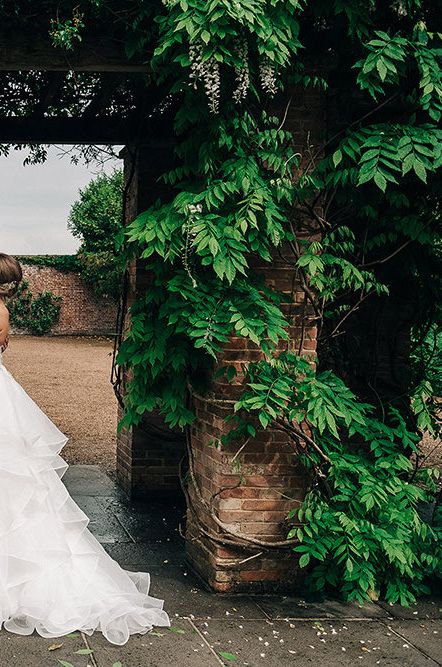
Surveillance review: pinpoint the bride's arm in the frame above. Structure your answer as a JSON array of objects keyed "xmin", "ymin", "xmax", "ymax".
[{"xmin": 0, "ymin": 307, "xmax": 10, "ymax": 351}]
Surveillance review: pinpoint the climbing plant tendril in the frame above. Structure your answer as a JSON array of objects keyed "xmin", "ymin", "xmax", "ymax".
[{"xmin": 8, "ymin": 0, "xmax": 440, "ymax": 603}]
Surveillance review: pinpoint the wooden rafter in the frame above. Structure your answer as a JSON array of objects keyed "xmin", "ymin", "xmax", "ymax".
[
  {"xmin": 0, "ymin": 116, "xmax": 141, "ymax": 144},
  {"xmin": 0, "ymin": 34, "xmax": 149, "ymax": 72}
]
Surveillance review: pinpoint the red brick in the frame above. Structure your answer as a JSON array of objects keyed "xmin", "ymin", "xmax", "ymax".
[
  {"xmin": 219, "ymin": 487, "xmax": 260, "ymax": 499},
  {"xmin": 241, "ymin": 500, "xmax": 290, "ymax": 511},
  {"xmin": 239, "ymin": 523, "xmax": 285, "ymax": 535},
  {"xmin": 240, "ymin": 570, "xmax": 284, "ymax": 582}
]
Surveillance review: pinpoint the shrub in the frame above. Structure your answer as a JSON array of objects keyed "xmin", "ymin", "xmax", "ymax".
[
  {"xmin": 8, "ymin": 280, "xmax": 62, "ymax": 336},
  {"xmin": 231, "ymin": 353, "xmax": 441, "ymax": 605}
]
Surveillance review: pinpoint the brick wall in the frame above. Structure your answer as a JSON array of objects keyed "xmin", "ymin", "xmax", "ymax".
[
  {"xmin": 115, "ymin": 148, "xmax": 187, "ymax": 500},
  {"xmin": 117, "ymin": 403, "xmax": 186, "ymax": 499},
  {"xmin": 14, "ymin": 261, "xmax": 118, "ymax": 336}
]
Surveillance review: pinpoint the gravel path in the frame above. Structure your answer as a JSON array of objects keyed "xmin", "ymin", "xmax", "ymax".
[{"xmin": 4, "ymin": 335, "xmax": 117, "ymax": 471}]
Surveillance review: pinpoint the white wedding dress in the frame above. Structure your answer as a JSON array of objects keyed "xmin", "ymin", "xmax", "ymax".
[{"xmin": 0, "ymin": 349, "xmax": 170, "ymax": 645}]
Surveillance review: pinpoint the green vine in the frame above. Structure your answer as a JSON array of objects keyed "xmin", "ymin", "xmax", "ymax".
[
  {"xmin": 18, "ymin": 255, "xmax": 81, "ymax": 273},
  {"xmin": 114, "ymin": 0, "xmax": 442, "ymax": 604},
  {"xmin": 3, "ymin": 0, "xmax": 439, "ymax": 604}
]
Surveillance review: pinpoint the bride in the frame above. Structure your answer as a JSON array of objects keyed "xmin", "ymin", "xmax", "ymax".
[{"xmin": 0, "ymin": 253, "xmax": 170, "ymax": 645}]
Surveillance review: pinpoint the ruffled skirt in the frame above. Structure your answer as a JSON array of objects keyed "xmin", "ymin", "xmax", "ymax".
[{"xmin": 0, "ymin": 359, "xmax": 170, "ymax": 645}]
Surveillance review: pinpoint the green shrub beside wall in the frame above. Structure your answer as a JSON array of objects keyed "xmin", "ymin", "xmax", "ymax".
[{"xmin": 8, "ymin": 280, "xmax": 62, "ymax": 335}]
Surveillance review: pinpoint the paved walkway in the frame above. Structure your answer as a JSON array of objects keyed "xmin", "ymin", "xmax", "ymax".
[{"xmin": 0, "ymin": 465, "xmax": 440, "ymax": 666}]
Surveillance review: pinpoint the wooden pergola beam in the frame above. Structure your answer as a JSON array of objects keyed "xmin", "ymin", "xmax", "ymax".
[
  {"xmin": 0, "ymin": 116, "xmax": 144, "ymax": 144},
  {"xmin": 0, "ymin": 34, "xmax": 149, "ymax": 72}
]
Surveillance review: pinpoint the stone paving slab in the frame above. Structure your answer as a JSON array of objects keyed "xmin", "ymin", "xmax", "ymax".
[
  {"xmin": 255, "ymin": 595, "xmax": 390, "ymax": 620},
  {"xmin": 147, "ymin": 569, "xmax": 268, "ymax": 621},
  {"xmin": 377, "ymin": 596, "xmax": 442, "ymax": 620},
  {"xmin": 103, "ymin": 542, "xmax": 185, "ymax": 569},
  {"xmin": 71, "ymin": 498, "xmax": 133, "ymax": 545},
  {"xmin": 64, "ymin": 464, "xmax": 123, "ymax": 497},
  {"xmin": 87, "ymin": 517, "xmax": 133, "ymax": 545},
  {"xmin": 389, "ymin": 620, "xmax": 441, "ymax": 664},
  {"xmin": 0, "ymin": 631, "xmax": 91, "ymax": 667},
  {"xmin": 114, "ymin": 503, "xmax": 185, "ymax": 545},
  {"xmin": 87, "ymin": 620, "xmax": 222, "ymax": 667},
  {"xmin": 193, "ymin": 618, "xmax": 440, "ymax": 666}
]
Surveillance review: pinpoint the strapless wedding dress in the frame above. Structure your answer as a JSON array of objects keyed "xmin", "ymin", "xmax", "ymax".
[{"xmin": 0, "ymin": 350, "xmax": 170, "ymax": 645}]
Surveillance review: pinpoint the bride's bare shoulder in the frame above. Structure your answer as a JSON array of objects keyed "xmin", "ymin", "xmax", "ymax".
[{"xmin": 0, "ymin": 300, "xmax": 9, "ymax": 323}]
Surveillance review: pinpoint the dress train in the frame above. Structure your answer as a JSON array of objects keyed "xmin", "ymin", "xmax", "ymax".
[{"xmin": 0, "ymin": 350, "xmax": 170, "ymax": 645}]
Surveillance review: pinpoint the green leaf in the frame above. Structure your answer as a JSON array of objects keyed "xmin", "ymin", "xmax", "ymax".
[
  {"xmin": 373, "ymin": 172, "xmax": 387, "ymax": 192},
  {"xmin": 332, "ymin": 149, "xmax": 343, "ymax": 167},
  {"xmin": 299, "ymin": 553, "xmax": 310, "ymax": 568},
  {"xmin": 168, "ymin": 626, "xmax": 186, "ymax": 634},
  {"xmin": 413, "ymin": 160, "xmax": 427, "ymax": 183},
  {"xmin": 376, "ymin": 59, "xmax": 388, "ymax": 81},
  {"xmin": 75, "ymin": 649, "xmax": 94, "ymax": 655},
  {"xmin": 218, "ymin": 652, "xmax": 237, "ymax": 662}
]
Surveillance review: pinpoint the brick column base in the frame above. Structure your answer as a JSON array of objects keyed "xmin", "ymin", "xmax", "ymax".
[{"xmin": 185, "ymin": 400, "xmax": 307, "ymax": 592}]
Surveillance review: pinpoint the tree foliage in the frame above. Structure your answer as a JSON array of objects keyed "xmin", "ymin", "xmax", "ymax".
[{"xmin": 68, "ymin": 169, "xmax": 124, "ymax": 298}]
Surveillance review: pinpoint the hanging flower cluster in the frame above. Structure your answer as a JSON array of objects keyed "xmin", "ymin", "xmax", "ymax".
[
  {"xmin": 232, "ymin": 38, "xmax": 250, "ymax": 104},
  {"xmin": 181, "ymin": 203, "xmax": 202, "ymax": 287},
  {"xmin": 189, "ymin": 42, "xmax": 221, "ymax": 113},
  {"xmin": 188, "ymin": 36, "xmax": 281, "ymax": 111},
  {"xmin": 187, "ymin": 203, "xmax": 203, "ymax": 216},
  {"xmin": 259, "ymin": 57, "xmax": 278, "ymax": 96}
]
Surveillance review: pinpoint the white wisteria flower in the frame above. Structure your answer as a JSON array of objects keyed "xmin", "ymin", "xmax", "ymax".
[
  {"xmin": 189, "ymin": 41, "xmax": 221, "ymax": 113},
  {"xmin": 259, "ymin": 57, "xmax": 278, "ymax": 96},
  {"xmin": 232, "ymin": 38, "xmax": 250, "ymax": 104}
]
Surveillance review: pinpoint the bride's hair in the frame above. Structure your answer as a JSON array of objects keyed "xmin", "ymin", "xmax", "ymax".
[{"xmin": 0, "ymin": 253, "xmax": 23, "ymax": 298}]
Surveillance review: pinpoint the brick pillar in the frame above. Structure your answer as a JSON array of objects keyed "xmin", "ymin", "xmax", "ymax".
[
  {"xmin": 116, "ymin": 145, "xmax": 186, "ymax": 500},
  {"xmin": 185, "ymin": 86, "xmax": 325, "ymax": 591},
  {"xmin": 185, "ymin": 250, "xmax": 318, "ymax": 592},
  {"xmin": 117, "ymin": 85, "xmax": 326, "ymax": 591}
]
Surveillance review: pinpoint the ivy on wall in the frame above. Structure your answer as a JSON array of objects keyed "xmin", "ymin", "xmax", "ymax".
[
  {"xmin": 17, "ymin": 255, "xmax": 81, "ymax": 273},
  {"xmin": 115, "ymin": 1, "xmax": 441, "ymax": 604}
]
